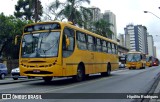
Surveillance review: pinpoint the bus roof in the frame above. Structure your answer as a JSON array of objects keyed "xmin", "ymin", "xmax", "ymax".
[{"xmin": 24, "ymin": 21, "xmax": 118, "ymax": 45}]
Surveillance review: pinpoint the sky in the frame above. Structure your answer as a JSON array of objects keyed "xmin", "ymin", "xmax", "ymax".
[{"xmin": 0, "ymin": 0, "xmax": 160, "ymax": 59}]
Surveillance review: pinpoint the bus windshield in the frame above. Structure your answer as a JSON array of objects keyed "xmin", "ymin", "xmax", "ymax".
[
  {"xmin": 126, "ymin": 54, "xmax": 141, "ymax": 62},
  {"xmin": 146, "ymin": 56, "xmax": 151, "ymax": 62},
  {"xmin": 21, "ymin": 32, "xmax": 60, "ymax": 58}
]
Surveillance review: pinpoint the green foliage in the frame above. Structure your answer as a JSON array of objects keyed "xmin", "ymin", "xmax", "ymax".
[
  {"xmin": 0, "ymin": 13, "xmax": 33, "ymax": 59},
  {"xmin": 49, "ymin": 0, "xmax": 92, "ymax": 26},
  {"xmin": 90, "ymin": 19, "xmax": 114, "ymax": 38},
  {"xmin": 14, "ymin": 0, "xmax": 43, "ymax": 22}
]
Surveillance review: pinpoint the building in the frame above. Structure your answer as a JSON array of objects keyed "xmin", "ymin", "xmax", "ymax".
[
  {"xmin": 138, "ymin": 25, "xmax": 148, "ymax": 54},
  {"xmin": 153, "ymin": 46, "xmax": 157, "ymax": 57},
  {"xmin": 124, "ymin": 24, "xmax": 135, "ymax": 51},
  {"xmin": 147, "ymin": 34, "xmax": 154, "ymax": 56},
  {"xmin": 89, "ymin": 6, "xmax": 102, "ymax": 22},
  {"xmin": 103, "ymin": 10, "xmax": 117, "ymax": 41},
  {"xmin": 124, "ymin": 24, "xmax": 148, "ymax": 54},
  {"xmin": 118, "ymin": 34, "xmax": 125, "ymax": 47}
]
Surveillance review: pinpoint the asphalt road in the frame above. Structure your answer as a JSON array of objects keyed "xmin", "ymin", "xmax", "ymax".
[{"xmin": 0, "ymin": 66, "xmax": 160, "ymax": 102}]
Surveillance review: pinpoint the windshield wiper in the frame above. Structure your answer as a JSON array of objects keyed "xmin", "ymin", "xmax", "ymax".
[{"xmin": 43, "ymin": 39, "xmax": 59, "ymax": 55}]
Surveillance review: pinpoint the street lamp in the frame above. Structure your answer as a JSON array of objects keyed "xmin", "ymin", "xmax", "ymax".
[{"xmin": 144, "ymin": 11, "xmax": 160, "ymax": 20}]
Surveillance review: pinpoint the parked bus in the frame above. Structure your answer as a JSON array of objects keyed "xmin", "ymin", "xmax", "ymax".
[
  {"xmin": 126, "ymin": 51, "xmax": 146, "ymax": 69},
  {"xmin": 17, "ymin": 21, "xmax": 119, "ymax": 82},
  {"xmin": 146, "ymin": 55, "xmax": 153, "ymax": 67}
]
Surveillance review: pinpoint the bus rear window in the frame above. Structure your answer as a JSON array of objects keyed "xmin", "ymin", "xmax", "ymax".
[{"xmin": 24, "ymin": 23, "xmax": 61, "ymax": 33}]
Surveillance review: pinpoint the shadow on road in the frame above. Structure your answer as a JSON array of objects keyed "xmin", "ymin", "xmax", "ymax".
[{"xmin": 29, "ymin": 74, "xmax": 115, "ymax": 86}]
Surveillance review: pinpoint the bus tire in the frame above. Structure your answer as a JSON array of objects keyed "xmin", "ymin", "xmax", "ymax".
[
  {"xmin": 101, "ymin": 63, "xmax": 111, "ymax": 76},
  {"xmin": 43, "ymin": 77, "xmax": 52, "ymax": 82},
  {"xmin": 141, "ymin": 63, "xmax": 145, "ymax": 69},
  {"xmin": 73, "ymin": 64, "xmax": 85, "ymax": 82},
  {"xmin": 106, "ymin": 64, "xmax": 111, "ymax": 76}
]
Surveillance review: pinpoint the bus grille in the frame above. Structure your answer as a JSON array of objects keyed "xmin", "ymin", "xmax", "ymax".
[
  {"xmin": 21, "ymin": 64, "xmax": 53, "ymax": 68},
  {"xmin": 24, "ymin": 71, "xmax": 53, "ymax": 74}
]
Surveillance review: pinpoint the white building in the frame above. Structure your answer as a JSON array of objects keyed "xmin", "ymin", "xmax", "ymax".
[
  {"xmin": 118, "ymin": 34, "xmax": 125, "ymax": 47},
  {"xmin": 124, "ymin": 24, "xmax": 135, "ymax": 51},
  {"xmin": 89, "ymin": 6, "xmax": 101, "ymax": 22},
  {"xmin": 147, "ymin": 35, "xmax": 154, "ymax": 56},
  {"xmin": 153, "ymin": 46, "xmax": 157, "ymax": 57},
  {"xmin": 103, "ymin": 10, "xmax": 117, "ymax": 41},
  {"xmin": 124, "ymin": 24, "xmax": 149, "ymax": 53}
]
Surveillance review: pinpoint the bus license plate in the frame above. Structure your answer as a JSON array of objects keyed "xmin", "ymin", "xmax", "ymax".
[{"xmin": 33, "ymin": 70, "xmax": 40, "ymax": 73}]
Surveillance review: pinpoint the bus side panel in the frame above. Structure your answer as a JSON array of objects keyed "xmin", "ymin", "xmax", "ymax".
[
  {"xmin": 62, "ymin": 48, "xmax": 94, "ymax": 76},
  {"xmin": 94, "ymin": 52, "xmax": 102, "ymax": 73}
]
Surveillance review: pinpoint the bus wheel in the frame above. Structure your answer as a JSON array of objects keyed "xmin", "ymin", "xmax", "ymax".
[
  {"xmin": 73, "ymin": 65, "xmax": 85, "ymax": 82},
  {"xmin": 43, "ymin": 77, "xmax": 52, "ymax": 82},
  {"xmin": 141, "ymin": 64, "xmax": 145, "ymax": 69},
  {"xmin": 101, "ymin": 64, "xmax": 111, "ymax": 76},
  {"xmin": 106, "ymin": 64, "xmax": 111, "ymax": 76}
]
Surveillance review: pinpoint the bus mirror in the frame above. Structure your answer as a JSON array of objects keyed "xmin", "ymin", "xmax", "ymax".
[
  {"xmin": 15, "ymin": 35, "xmax": 20, "ymax": 45},
  {"xmin": 65, "ymin": 35, "xmax": 70, "ymax": 48}
]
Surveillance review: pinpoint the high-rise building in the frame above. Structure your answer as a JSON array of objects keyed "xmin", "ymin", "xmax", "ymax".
[
  {"xmin": 147, "ymin": 35, "xmax": 154, "ymax": 56},
  {"xmin": 103, "ymin": 10, "xmax": 117, "ymax": 41},
  {"xmin": 153, "ymin": 46, "xmax": 157, "ymax": 57},
  {"xmin": 140, "ymin": 26, "xmax": 148, "ymax": 54},
  {"xmin": 118, "ymin": 34, "xmax": 125, "ymax": 47},
  {"xmin": 124, "ymin": 24, "xmax": 148, "ymax": 53},
  {"xmin": 124, "ymin": 24, "xmax": 135, "ymax": 51},
  {"xmin": 89, "ymin": 6, "xmax": 101, "ymax": 22}
]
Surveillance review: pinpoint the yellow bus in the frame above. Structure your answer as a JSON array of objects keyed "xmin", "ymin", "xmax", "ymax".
[
  {"xmin": 126, "ymin": 51, "xmax": 146, "ymax": 69},
  {"xmin": 146, "ymin": 55, "xmax": 153, "ymax": 67},
  {"xmin": 18, "ymin": 21, "xmax": 119, "ymax": 82}
]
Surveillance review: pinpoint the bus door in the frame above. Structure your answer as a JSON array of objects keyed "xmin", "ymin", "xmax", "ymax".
[{"xmin": 62, "ymin": 28, "xmax": 75, "ymax": 76}]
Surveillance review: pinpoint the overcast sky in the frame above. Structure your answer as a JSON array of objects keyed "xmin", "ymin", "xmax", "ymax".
[{"xmin": 0, "ymin": 0, "xmax": 160, "ymax": 58}]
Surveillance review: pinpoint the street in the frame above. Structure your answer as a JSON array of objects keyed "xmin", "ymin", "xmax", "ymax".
[{"xmin": 0, "ymin": 66, "xmax": 160, "ymax": 102}]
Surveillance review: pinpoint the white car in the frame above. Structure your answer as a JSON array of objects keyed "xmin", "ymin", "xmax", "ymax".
[
  {"xmin": 119, "ymin": 62, "xmax": 125, "ymax": 68},
  {"xmin": 11, "ymin": 67, "xmax": 26, "ymax": 80}
]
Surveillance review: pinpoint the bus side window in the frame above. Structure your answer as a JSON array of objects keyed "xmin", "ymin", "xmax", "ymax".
[
  {"xmin": 62, "ymin": 28, "xmax": 75, "ymax": 58},
  {"xmin": 76, "ymin": 31, "xmax": 87, "ymax": 50},
  {"xmin": 108, "ymin": 42, "xmax": 112, "ymax": 54},
  {"xmin": 115, "ymin": 45, "xmax": 118, "ymax": 54},
  {"xmin": 96, "ymin": 38, "xmax": 102, "ymax": 52},
  {"xmin": 87, "ymin": 35, "xmax": 95, "ymax": 51},
  {"xmin": 102, "ymin": 40, "xmax": 107, "ymax": 53},
  {"xmin": 140, "ymin": 55, "xmax": 142, "ymax": 60},
  {"xmin": 112, "ymin": 43, "xmax": 116, "ymax": 54}
]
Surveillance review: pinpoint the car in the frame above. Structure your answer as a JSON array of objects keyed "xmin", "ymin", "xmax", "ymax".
[
  {"xmin": 0, "ymin": 63, "xmax": 8, "ymax": 79},
  {"xmin": 119, "ymin": 62, "xmax": 125, "ymax": 68},
  {"xmin": 11, "ymin": 67, "xmax": 34, "ymax": 80},
  {"xmin": 11, "ymin": 67, "xmax": 26, "ymax": 80}
]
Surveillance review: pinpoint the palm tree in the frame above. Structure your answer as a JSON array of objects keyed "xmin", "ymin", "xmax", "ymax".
[
  {"xmin": 91, "ymin": 19, "xmax": 114, "ymax": 38},
  {"xmin": 49, "ymin": 0, "xmax": 92, "ymax": 26}
]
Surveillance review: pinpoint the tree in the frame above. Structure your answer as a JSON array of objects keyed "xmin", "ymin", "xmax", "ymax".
[
  {"xmin": 0, "ymin": 13, "xmax": 33, "ymax": 59},
  {"xmin": 14, "ymin": 0, "xmax": 43, "ymax": 22},
  {"xmin": 48, "ymin": 0, "xmax": 92, "ymax": 26},
  {"xmin": 91, "ymin": 19, "xmax": 114, "ymax": 38}
]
